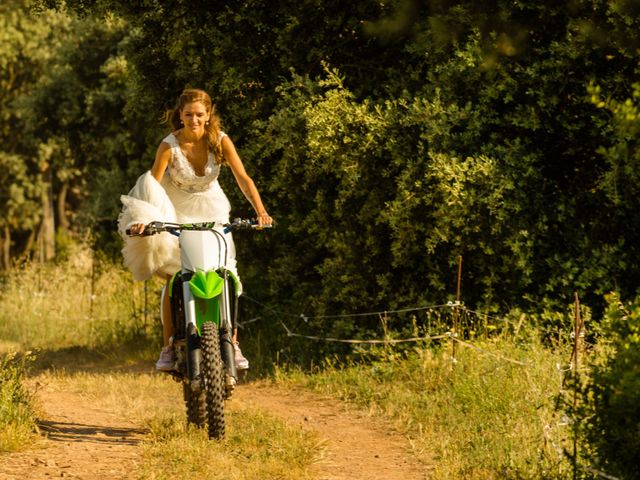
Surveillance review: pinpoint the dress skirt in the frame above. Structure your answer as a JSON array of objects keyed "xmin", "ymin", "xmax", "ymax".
[{"xmin": 118, "ymin": 171, "xmax": 238, "ymax": 284}]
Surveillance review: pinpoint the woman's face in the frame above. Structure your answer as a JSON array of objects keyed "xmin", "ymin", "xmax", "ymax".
[{"xmin": 179, "ymin": 101, "xmax": 210, "ymax": 135}]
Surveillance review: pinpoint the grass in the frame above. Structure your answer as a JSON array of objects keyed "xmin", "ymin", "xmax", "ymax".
[
  {"xmin": 0, "ymin": 243, "xmax": 321, "ymax": 476},
  {"xmin": 274, "ymin": 331, "xmax": 575, "ymax": 479},
  {"xmin": 0, "ymin": 244, "xmax": 163, "ymax": 353},
  {"xmin": 0, "ymin": 245, "xmax": 163, "ymax": 451},
  {"xmin": 141, "ymin": 409, "xmax": 319, "ymax": 479},
  {"xmin": 0, "ymin": 253, "xmax": 585, "ymax": 477},
  {"xmin": 0, "ymin": 352, "xmax": 38, "ymax": 452}
]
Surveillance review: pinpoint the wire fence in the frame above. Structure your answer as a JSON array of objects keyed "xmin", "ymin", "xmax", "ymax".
[{"xmin": 234, "ymin": 272, "xmax": 620, "ymax": 480}]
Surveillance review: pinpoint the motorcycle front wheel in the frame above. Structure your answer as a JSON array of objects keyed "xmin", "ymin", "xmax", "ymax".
[
  {"xmin": 201, "ymin": 322, "xmax": 226, "ymax": 439},
  {"xmin": 182, "ymin": 381, "xmax": 206, "ymax": 427}
]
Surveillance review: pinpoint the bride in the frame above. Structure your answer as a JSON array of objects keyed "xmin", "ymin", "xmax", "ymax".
[{"xmin": 118, "ymin": 88, "xmax": 272, "ymax": 371}]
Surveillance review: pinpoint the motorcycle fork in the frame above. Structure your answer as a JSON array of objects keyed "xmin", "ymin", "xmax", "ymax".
[
  {"xmin": 219, "ymin": 270, "xmax": 238, "ymax": 382},
  {"xmin": 183, "ymin": 277, "xmax": 201, "ymax": 383}
]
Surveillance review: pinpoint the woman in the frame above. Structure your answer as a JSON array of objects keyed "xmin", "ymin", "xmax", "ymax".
[{"xmin": 118, "ymin": 88, "xmax": 272, "ymax": 371}]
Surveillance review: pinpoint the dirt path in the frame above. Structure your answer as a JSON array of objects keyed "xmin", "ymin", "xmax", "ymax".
[
  {"xmin": 0, "ymin": 374, "xmax": 428, "ymax": 480},
  {"xmin": 232, "ymin": 383, "xmax": 428, "ymax": 480},
  {"xmin": 0, "ymin": 385, "xmax": 146, "ymax": 479}
]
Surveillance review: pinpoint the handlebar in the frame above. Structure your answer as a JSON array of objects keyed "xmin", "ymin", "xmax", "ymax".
[{"xmin": 125, "ymin": 218, "xmax": 272, "ymax": 237}]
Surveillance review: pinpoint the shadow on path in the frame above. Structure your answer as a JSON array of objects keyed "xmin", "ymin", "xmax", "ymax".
[
  {"xmin": 28, "ymin": 343, "xmax": 156, "ymax": 375},
  {"xmin": 38, "ymin": 419, "xmax": 147, "ymax": 445}
]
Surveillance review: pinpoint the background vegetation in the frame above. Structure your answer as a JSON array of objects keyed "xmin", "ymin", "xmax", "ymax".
[
  {"xmin": 2, "ymin": 0, "xmax": 636, "ymax": 321},
  {"xmin": 2, "ymin": 0, "xmax": 640, "ymax": 477}
]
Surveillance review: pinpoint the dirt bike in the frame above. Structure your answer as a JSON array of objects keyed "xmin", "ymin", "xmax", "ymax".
[{"xmin": 127, "ymin": 218, "xmax": 268, "ymax": 439}]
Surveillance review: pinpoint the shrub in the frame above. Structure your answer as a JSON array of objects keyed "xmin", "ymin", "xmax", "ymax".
[
  {"xmin": 0, "ymin": 352, "xmax": 37, "ymax": 451},
  {"xmin": 581, "ymin": 293, "xmax": 640, "ymax": 479}
]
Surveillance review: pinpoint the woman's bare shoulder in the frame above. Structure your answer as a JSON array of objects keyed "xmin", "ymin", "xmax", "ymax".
[{"xmin": 155, "ymin": 140, "xmax": 172, "ymax": 158}]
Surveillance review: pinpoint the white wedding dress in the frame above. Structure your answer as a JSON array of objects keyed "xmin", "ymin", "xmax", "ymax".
[{"xmin": 118, "ymin": 132, "xmax": 238, "ymax": 283}]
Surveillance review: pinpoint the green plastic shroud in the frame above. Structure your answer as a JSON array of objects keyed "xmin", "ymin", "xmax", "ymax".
[
  {"xmin": 170, "ymin": 269, "xmax": 240, "ymax": 334},
  {"xmin": 189, "ymin": 270, "xmax": 224, "ymax": 331}
]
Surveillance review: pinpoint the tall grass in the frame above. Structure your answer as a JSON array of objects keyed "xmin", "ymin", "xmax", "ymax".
[
  {"xmin": 0, "ymin": 244, "xmax": 163, "ymax": 353},
  {"xmin": 0, "ymin": 353, "xmax": 37, "ymax": 452},
  {"xmin": 0, "ymin": 251, "xmax": 586, "ymax": 477},
  {"xmin": 276, "ymin": 331, "xmax": 575, "ymax": 479},
  {"xmin": 0, "ymin": 241, "xmax": 322, "ymax": 478}
]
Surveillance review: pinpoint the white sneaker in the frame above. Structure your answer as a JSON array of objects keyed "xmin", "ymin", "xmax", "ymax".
[
  {"xmin": 234, "ymin": 341, "xmax": 249, "ymax": 370},
  {"xmin": 155, "ymin": 346, "xmax": 175, "ymax": 371}
]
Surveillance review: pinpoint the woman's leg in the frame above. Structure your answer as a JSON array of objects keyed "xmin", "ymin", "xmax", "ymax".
[
  {"xmin": 156, "ymin": 276, "xmax": 175, "ymax": 371},
  {"xmin": 161, "ymin": 276, "xmax": 173, "ymax": 346}
]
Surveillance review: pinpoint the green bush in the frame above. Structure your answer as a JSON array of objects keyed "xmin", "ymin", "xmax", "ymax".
[
  {"xmin": 0, "ymin": 352, "xmax": 37, "ymax": 451},
  {"xmin": 581, "ymin": 293, "xmax": 640, "ymax": 479}
]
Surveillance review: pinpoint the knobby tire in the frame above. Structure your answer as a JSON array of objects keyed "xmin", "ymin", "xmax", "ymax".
[
  {"xmin": 201, "ymin": 322, "xmax": 226, "ymax": 439},
  {"xmin": 183, "ymin": 381, "xmax": 206, "ymax": 427}
]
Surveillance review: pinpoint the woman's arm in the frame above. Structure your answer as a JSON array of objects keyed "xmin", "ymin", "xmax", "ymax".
[
  {"xmin": 222, "ymin": 136, "xmax": 273, "ymax": 226},
  {"xmin": 150, "ymin": 142, "xmax": 172, "ymax": 182}
]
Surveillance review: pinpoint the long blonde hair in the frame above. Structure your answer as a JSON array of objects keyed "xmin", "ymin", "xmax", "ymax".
[{"xmin": 163, "ymin": 88, "xmax": 225, "ymax": 165}]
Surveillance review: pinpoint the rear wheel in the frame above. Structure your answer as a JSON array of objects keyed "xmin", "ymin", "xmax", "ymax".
[{"xmin": 201, "ymin": 322, "xmax": 225, "ymax": 439}]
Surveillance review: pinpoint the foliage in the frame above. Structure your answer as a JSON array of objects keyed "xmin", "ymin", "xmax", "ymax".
[
  {"xmin": 579, "ymin": 292, "xmax": 640, "ymax": 479},
  {"xmin": 0, "ymin": 1, "xmax": 150, "ymax": 264},
  {"xmin": 0, "ymin": 1, "xmax": 69, "ymax": 264},
  {"xmin": 0, "ymin": 352, "xmax": 37, "ymax": 452},
  {"xmin": 16, "ymin": 0, "xmax": 640, "ymax": 346}
]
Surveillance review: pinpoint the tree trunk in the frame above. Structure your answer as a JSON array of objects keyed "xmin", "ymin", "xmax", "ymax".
[
  {"xmin": 57, "ymin": 181, "xmax": 69, "ymax": 234},
  {"xmin": 1, "ymin": 225, "xmax": 10, "ymax": 271},
  {"xmin": 16, "ymin": 229, "xmax": 36, "ymax": 265},
  {"xmin": 39, "ymin": 176, "xmax": 56, "ymax": 262}
]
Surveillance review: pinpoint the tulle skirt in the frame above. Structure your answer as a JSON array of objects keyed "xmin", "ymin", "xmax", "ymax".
[{"xmin": 118, "ymin": 171, "xmax": 238, "ymax": 284}]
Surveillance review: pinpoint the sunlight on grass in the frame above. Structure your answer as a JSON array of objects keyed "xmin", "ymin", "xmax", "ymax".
[
  {"xmin": 0, "ymin": 353, "xmax": 38, "ymax": 452},
  {"xmin": 275, "ymin": 335, "xmax": 573, "ymax": 479},
  {"xmin": 34, "ymin": 369, "xmax": 320, "ymax": 479},
  {"xmin": 0, "ymin": 245, "xmax": 163, "ymax": 352},
  {"xmin": 141, "ymin": 408, "xmax": 320, "ymax": 480},
  {"xmin": 0, "ymin": 255, "xmax": 582, "ymax": 478},
  {"xmin": 35, "ymin": 370, "xmax": 183, "ymax": 422}
]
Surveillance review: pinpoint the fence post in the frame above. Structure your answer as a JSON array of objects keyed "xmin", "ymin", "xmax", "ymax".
[
  {"xmin": 572, "ymin": 292, "xmax": 583, "ymax": 480},
  {"xmin": 89, "ymin": 248, "xmax": 95, "ymax": 321},
  {"xmin": 381, "ymin": 311, "xmax": 389, "ymax": 351},
  {"xmin": 452, "ymin": 255, "xmax": 462, "ymax": 363}
]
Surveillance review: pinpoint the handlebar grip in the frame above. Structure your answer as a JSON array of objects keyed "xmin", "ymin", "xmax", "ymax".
[{"xmin": 126, "ymin": 227, "xmax": 155, "ymax": 237}]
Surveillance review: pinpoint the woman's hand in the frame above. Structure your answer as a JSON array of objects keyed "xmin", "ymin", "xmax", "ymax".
[
  {"xmin": 256, "ymin": 212, "xmax": 273, "ymax": 227},
  {"xmin": 129, "ymin": 223, "xmax": 146, "ymax": 235}
]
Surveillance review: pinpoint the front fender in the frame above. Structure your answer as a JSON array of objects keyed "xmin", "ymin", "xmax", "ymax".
[
  {"xmin": 188, "ymin": 270, "xmax": 224, "ymax": 331},
  {"xmin": 189, "ymin": 270, "xmax": 224, "ymax": 299}
]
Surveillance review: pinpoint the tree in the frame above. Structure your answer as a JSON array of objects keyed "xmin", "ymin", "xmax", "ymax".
[
  {"xmin": 1, "ymin": 1, "xmax": 148, "ymax": 265},
  {"xmin": 0, "ymin": 0, "xmax": 71, "ymax": 266},
  {"xmin": 33, "ymin": 0, "xmax": 640, "ymax": 319}
]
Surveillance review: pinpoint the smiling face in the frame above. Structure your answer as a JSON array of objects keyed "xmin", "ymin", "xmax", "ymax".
[{"xmin": 179, "ymin": 101, "xmax": 210, "ymax": 136}]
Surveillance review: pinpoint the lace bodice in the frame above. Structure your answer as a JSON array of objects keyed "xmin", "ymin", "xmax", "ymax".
[{"xmin": 163, "ymin": 132, "xmax": 226, "ymax": 193}]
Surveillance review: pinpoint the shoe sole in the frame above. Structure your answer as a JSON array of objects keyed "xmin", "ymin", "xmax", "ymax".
[{"xmin": 155, "ymin": 364, "xmax": 176, "ymax": 372}]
